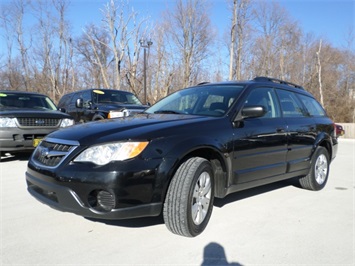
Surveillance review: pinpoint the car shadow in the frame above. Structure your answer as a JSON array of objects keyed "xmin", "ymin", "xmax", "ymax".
[
  {"xmin": 0, "ymin": 152, "xmax": 32, "ymax": 162},
  {"xmin": 214, "ymin": 178, "xmax": 300, "ymax": 208},
  {"xmin": 86, "ymin": 214, "xmax": 165, "ymax": 228},
  {"xmin": 86, "ymin": 179, "xmax": 301, "ymax": 228}
]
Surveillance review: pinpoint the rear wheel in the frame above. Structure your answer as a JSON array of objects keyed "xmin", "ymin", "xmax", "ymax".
[
  {"xmin": 163, "ymin": 157, "xmax": 214, "ymax": 237},
  {"xmin": 299, "ymin": 146, "xmax": 330, "ymax": 191}
]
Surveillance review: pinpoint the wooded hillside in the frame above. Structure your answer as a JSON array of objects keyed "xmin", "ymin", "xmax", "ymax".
[{"xmin": 1, "ymin": 0, "xmax": 354, "ymax": 122}]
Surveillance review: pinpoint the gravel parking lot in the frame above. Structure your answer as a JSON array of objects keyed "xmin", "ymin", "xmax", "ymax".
[{"xmin": 1, "ymin": 139, "xmax": 354, "ymax": 265}]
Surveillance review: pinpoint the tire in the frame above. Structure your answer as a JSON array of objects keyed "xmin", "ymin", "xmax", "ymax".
[
  {"xmin": 299, "ymin": 146, "xmax": 330, "ymax": 191},
  {"xmin": 93, "ymin": 115, "xmax": 104, "ymax": 121},
  {"xmin": 163, "ymin": 157, "xmax": 214, "ymax": 237}
]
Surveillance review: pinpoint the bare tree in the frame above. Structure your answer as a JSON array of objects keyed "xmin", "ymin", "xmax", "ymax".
[
  {"xmin": 164, "ymin": 0, "xmax": 214, "ymax": 88},
  {"xmin": 0, "ymin": 3, "xmax": 17, "ymax": 89},
  {"xmin": 31, "ymin": 0, "xmax": 74, "ymax": 100},
  {"xmin": 228, "ymin": 0, "xmax": 251, "ymax": 80},
  {"xmin": 2, "ymin": 0, "xmax": 33, "ymax": 91},
  {"xmin": 52, "ymin": 0, "xmax": 75, "ymax": 99},
  {"xmin": 251, "ymin": 1, "xmax": 288, "ymax": 77},
  {"xmin": 100, "ymin": 0, "xmax": 148, "ymax": 93},
  {"xmin": 81, "ymin": 24, "xmax": 111, "ymax": 88},
  {"xmin": 148, "ymin": 22, "xmax": 177, "ymax": 103},
  {"xmin": 316, "ymin": 39, "xmax": 324, "ymax": 106}
]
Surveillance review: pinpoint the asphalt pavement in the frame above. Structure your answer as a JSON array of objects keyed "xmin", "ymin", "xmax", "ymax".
[{"xmin": 1, "ymin": 139, "xmax": 354, "ymax": 265}]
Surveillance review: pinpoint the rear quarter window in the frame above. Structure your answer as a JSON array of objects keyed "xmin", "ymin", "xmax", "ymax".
[
  {"xmin": 297, "ymin": 94, "xmax": 326, "ymax": 117},
  {"xmin": 58, "ymin": 94, "xmax": 72, "ymax": 108}
]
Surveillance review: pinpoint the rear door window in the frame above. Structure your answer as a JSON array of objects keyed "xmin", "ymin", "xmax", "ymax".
[{"xmin": 276, "ymin": 90, "xmax": 308, "ymax": 117}]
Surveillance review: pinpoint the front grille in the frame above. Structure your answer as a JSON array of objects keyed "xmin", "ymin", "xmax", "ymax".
[
  {"xmin": 17, "ymin": 117, "xmax": 60, "ymax": 127},
  {"xmin": 33, "ymin": 139, "xmax": 78, "ymax": 167}
]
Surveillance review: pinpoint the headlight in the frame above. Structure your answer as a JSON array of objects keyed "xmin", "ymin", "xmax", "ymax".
[
  {"xmin": 74, "ymin": 141, "xmax": 149, "ymax": 165},
  {"xmin": 60, "ymin": 118, "xmax": 74, "ymax": 127},
  {"xmin": 108, "ymin": 109, "xmax": 129, "ymax": 118},
  {"xmin": 0, "ymin": 117, "xmax": 17, "ymax": 127}
]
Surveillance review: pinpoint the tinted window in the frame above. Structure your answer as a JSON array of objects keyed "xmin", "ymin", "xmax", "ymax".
[
  {"xmin": 276, "ymin": 90, "xmax": 307, "ymax": 117},
  {"xmin": 297, "ymin": 94, "xmax": 326, "ymax": 117},
  {"xmin": 244, "ymin": 87, "xmax": 281, "ymax": 118},
  {"xmin": 92, "ymin": 89, "xmax": 142, "ymax": 105},
  {"xmin": 69, "ymin": 93, "xmax": 78, "ymax": 105},
  {"xmin": 82, "ymin": 91, "xmax": 92, "ymax": 107},
  {"xmin": 0, "ymin": 92, "xmax": 57, "ymax": 110},
  {"xmin": 146, "ymin": 85, "xmax": 244, "ymax": 117},
  {"xmin": 58, "ymin": 94, "xmax": 72, "ymax": 108}
]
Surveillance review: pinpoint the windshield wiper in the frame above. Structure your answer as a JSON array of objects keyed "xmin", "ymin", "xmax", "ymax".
[{"xmin": 154, "ymin": 110, "xmax": 183, "ymax": 114}]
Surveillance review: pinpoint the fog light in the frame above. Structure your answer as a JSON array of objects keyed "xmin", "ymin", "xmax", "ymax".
[{"xmin": 88, "ymin": 190, "xmax": 115, "ymax": 212}]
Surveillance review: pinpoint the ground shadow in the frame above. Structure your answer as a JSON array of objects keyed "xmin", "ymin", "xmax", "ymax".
[
  {"xmin": 201, "ymin": 242, "xmax": 243, "ymax": 266},
  {"xmin": 86, "ymin": 214, "xmax": 164, "ymax": 228},
  {"xmin": 214, "ymin": 178, "xmax": 300, "ymax": 208},
  {"xmin": 0, "ymin": 152, "xmax": 32, "ymax": 163}
]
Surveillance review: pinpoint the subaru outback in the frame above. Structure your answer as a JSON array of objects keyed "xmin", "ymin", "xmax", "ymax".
[{"xmin": 26, "ymin": 77, "xmax": 338, "ymax": 237}]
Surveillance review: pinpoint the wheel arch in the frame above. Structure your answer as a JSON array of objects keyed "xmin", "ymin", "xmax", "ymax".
[
  {"xmin": 314, "ymin": 133, "xmax": 333, "ymax": 161},
  {"xmin": 92, "ymin": 112, "xmax": 106, "ymax": 121},
  {"xmin": 181, "ymin": 148, "xmax": 229, "ymax": 198},
  {"xmin": 160, "ymin": 145, "xmax": 230, "ymax": 203}
]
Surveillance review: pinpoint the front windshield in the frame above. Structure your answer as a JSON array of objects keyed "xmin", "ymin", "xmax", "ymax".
[
  {"xmin": 0, "ymin": 92, "xmax": 57, "ymax": 110},
  {"xmin": 93, "ymin": 89, "xmax": 142, "ymax": 105},
  {"xmin": 146, "ymin": 85, "xmax": 245, "ymax": 117}
]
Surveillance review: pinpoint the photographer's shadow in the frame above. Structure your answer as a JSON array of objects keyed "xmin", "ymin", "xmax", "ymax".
[{"xmin": 201, "ymin": 242, "xmax": 243, "ymax": 266}]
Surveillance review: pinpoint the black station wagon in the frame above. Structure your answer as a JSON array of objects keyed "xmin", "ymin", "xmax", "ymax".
[{"xmin": 26, "ymin": 77, "xmax": 338, "ymax": 237}]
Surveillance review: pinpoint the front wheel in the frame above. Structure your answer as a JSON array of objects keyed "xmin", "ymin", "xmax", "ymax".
[
  {"xmin": 299, "ymin": 146, "xmax": 330, "ymax": 191},
  {"xmin": 163, "ymin": 157, "xmax": 214, "ymax": 237}
]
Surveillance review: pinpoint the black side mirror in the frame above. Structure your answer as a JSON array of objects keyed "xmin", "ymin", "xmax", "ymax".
[
  {"xmin": 241, "ymin": 105, "xmax": 267, "ymax": 119},
  {"xmin": 76, "ymin": 98, "xmax": 83, "ymax": 108}
]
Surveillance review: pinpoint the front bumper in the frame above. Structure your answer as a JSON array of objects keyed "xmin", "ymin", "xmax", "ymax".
[
  {"xmin": 25, "ymin": 156, "xmax": 173, "ymax": 220},
  {"xmin": 26, "ymin": 170, "xmax": 162, "ymax": 219},
  {"xmin": 0, "ymin": 127, "xmax": 57, "ymax": 152}
]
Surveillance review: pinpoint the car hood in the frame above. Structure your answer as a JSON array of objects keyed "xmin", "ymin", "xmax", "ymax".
[
  {"xmin": 0, "ymin": 108, "xmax": 73, "ymax": 118},
  {"xmin": 47, "ymin": 113, "xmax": 221, "ymax": 145},
  {"xmin": 95, "ymin": 103, "xmax": 148, "ymax": 110}
]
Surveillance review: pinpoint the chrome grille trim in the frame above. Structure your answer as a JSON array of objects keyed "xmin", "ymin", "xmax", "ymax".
[
  {"xmin": 32, "ymin": 138, "xmax": 80, "ymax": 168},
  {"xmin": 17, "ymin": 117, "xmax": 61, "ymax": 128}
]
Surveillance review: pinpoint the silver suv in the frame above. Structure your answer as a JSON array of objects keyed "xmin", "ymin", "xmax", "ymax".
[{"xmin": 0, "ymin": 91, "xmax": 74, "ymax": 155}]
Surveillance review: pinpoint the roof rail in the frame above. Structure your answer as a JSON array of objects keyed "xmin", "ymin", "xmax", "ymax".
[
  {"xmin": 253, "ymin": 76, "xmax": 304, "ymax": 90},
  {"xmin": 197, "ymin": 82, "xmax": 210, "ymax": 86}
]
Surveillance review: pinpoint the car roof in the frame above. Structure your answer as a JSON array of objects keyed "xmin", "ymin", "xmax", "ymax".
[
  {"xmin": 196, "ymin": 76, "xmax": 313, "ymax": 97},
  {"xmin": 0, "ymin": 90, "xmax": 48, "ymax": 97},
  {"xmin": 68, "ymin": 88, "xmax": 136, "ymax": 95}
]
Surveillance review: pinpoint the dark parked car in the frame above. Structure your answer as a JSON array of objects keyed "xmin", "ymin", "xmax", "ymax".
[
  {"xmin": 26, "ymin": 77, "xmax": 338, "ymax": 237},
  {"xmin": 58, "ymin": 89, "xmax": 148, "ymax": 123},
  {"xmin": 0, "ymin": 91, "xmax": 74, "ymax": 155}
]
